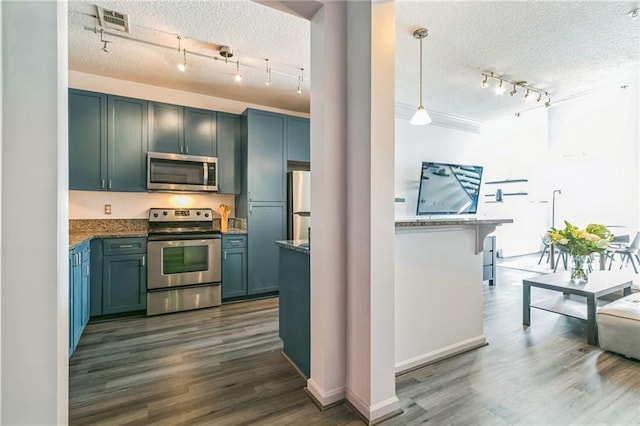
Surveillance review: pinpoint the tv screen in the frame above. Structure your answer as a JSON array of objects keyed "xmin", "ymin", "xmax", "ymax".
[{"xmin": 416, "ymin": 161, "xmax": 483, "ymax": 215}]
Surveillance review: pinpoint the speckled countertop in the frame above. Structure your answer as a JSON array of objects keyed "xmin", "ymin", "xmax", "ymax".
[
  {"xmin": 395, "ymin": 218, "xmax": 513, "ymax": 228},
  {"xmin": 276, "ymin": 240, "xmax": 310, "ymax": 255},
  {"xmin": 69, "ymin": 230, "xmax": 149, "ymax": 247}
]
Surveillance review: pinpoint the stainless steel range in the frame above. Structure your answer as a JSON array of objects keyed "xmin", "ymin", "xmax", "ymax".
[{"xmin": 147, "ymin": 208, "xmax": 221, "ymax": 316}]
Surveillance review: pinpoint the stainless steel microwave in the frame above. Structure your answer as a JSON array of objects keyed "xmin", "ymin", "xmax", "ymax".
[{"xmin": 147, "ymin": 152, "xmax": 218, "ymax": 192}]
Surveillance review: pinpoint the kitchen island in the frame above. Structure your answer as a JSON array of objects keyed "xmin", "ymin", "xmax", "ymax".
[
  {"xmin": 394, "ymin": 218, "xmax": 513, "ymax": 373},
  {"xmin": 275, "ymin": 240, "xmax": 310, "ymax": 377}
]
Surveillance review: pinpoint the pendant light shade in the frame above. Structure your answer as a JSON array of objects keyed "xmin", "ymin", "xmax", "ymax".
[{"xmin": 410, "ymin": 28, "xmax": 432, "ymax": 126}]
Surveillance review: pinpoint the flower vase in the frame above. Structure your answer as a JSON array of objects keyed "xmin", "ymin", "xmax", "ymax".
[{"xmin": 570, "ymin": 255, "xmax": 589, "ymax": 283}]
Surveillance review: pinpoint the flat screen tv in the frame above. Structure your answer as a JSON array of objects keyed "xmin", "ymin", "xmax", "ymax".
[{"xmin": 416, "ymin": 161, "xmax": 484, "ymax": 215}]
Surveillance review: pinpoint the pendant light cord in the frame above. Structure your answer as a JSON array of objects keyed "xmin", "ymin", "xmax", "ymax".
[{"xmin": 419, "ymin": 35, "xmax": 423, "ymax": 108}]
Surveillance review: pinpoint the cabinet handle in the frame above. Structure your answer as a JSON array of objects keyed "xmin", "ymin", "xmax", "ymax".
[
  {"xmin": 249, "ymin": 191, "xmax": 252, "ymax": 202},
  {"xmin": 119, "ymin": 245, "xmax": 133, "ymax": 248},
  {"xmin": 86, "ymin": 265, "xmax": 90, "ymax": 276},
  {"xmin": 249, "ymin": 203, "xmax": 252, "ymax": 215},
  {"xmin": 141, "ymin": 255, "xmax": 146, "ymax": 267},
  {"xmin": 185, "ymin": 145, "xmax": 189, "ymax": 154},
  {"xmin": 101, "ymin": 179, "xmax": 106, "ymax": 190},
  {"xmin": 108, "ymin": 179, "xmax": 112, "ymax": 190}
]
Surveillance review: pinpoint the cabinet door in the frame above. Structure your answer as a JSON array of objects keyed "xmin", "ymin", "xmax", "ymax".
[
  {"xmin": 222, "ymin": 248, "xmax": 247, "ymax": 299},
  {"xmin": 184, "ymin": 108, "xmax": 217, "ymax": 157},
  {"xmin": 248, "ymin": 202, "xmax": 286, "ymax": 295},
  {"xmin": 108, "ymin": 96, "xmax": 148, "ymax": 192},
  {"xmin": 80, "ymin": 248, "xmax": 91, "ymax": 328},
  {"xmin": 148, "ymin": 102, "xmax": 184, "ymax": 154},
  {"xmin": 72, "ymin": 251, "xmax": 83, "ymax": 352},
  {"xmin": 287, "ymin": 116, "xmax": 310, "ymax": 163},
  {"xmin": 89, "ymin": 239, "xmax": 103, "ymax": 317},
  {"xmin": 69, "ymin": 90, "xmax": 107, "ymax": 190},
  {"xmin": 247, "ymin": 110, "xmax": 286, "ymax": 202},
  {"xmin": 102, "ymin": 254, "xmax": 147, "ymax": 314},
  {"xmin": 217, "ymin": 113, "xmax": 241, "ymax": 195}
]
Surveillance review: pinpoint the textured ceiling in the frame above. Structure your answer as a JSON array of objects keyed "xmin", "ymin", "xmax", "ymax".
[{"xmin": 68, "ymin": 1, "xmax": 640, "ymax": 121}]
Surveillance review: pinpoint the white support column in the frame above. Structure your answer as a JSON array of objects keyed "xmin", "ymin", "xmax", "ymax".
[
  {"xmin": 307, "ymin": 1, "xmax": 349, "ymax": 407},
  {"xmin": 1, "ymin": 1, "xmax": 69, "ymax": 424},
  {"xmin": 345, "ymin": 1, "xmax": 399, "ymax": 422}
]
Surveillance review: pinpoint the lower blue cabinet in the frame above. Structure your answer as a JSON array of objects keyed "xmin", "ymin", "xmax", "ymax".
[
  {"xmin": 102, "ymin": 238, "xmax": 147, "ymax": 315},
  {"xmin": 222, "ymin": 235, "xmax": 248, "ymax": 300},
  {"xmin": 69, "ymin": 241, "xmax": 90, "ymax": 356}
]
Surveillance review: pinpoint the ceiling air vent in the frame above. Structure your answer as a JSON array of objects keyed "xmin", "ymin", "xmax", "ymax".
[{"xmin": 96, "ymin": 6, "xmax": 130, "ymax": 33}]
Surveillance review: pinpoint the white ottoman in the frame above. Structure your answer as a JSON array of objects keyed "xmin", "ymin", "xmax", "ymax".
[{"xmin": 597, "ymin": 293, "xmax": 640, "ymax": 360}]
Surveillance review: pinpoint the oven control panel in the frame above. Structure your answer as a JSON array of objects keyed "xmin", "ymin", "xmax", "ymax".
[{"xmin": 149, "ymin": 208, "xmax": 213, "ymax": 222}]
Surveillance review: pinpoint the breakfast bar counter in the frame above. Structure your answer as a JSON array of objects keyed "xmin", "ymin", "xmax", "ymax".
[{"xmin": 394, "ymin": 218, "xmax": 512, "ymax": 373}]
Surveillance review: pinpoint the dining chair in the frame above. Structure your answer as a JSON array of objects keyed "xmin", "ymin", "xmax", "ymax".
[
  {"xmin": 608, "ymin": 231, "xmax": 640, "ymax": 273},
  {"xmin": 537, "ymin": 233, "xmax": 552, "ymax": 265}
]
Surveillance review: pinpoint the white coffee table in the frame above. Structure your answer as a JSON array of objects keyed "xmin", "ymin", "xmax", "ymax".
[{"xmin": 522, "ymin": 270, "xmax": 633, "ymax": 345}]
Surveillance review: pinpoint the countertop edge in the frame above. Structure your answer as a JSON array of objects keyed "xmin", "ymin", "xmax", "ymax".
[
  {"xmin": 276, "ymin": 240, "xmax": 310, "ymax": 255},
  {"xmin": 395, "ymin": 218, "xmax": 513, "ymax": 228}
]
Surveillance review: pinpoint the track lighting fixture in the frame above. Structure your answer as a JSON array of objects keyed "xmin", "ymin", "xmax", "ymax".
[
  {"xmin": 265, "ymin": 59, "xmax": 272, "ymax": 87},
  {"xmin": 234, "ymin": 61, "xmax": 242, "ymax": 82},
  {"xmin": 629, "ymin": 8, "xmax": 639, "ymax": 19},
  {"xmin": 84, "ymin": 19, "xmax": 307, "ymax": 92},
  {"xmin": 410, "ymin": 28, "xmax": 432, "ymax": 126},
  {"xmin": 178, "ymin": 49, "xmax": 187, "ymax": 72},
  {"xmin": 100, "ymin": 29, "xmax": 111, "ymax": 52},
  {"xmin": 482, "ymin": 72, "xmax": 550, "ymax": 106},
  {"xmin": 545, "ymin": 98, "xmax": 552, "ymax": 108}
]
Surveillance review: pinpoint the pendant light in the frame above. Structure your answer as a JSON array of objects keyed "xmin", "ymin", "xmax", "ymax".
[{"xmin": 410, "ymin": 28, "xmax": 432, "ymax": 126}]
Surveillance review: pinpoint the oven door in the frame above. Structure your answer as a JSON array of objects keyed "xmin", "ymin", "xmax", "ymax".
[{"xmin": 147, "ymin": 238, "xmax": 221, "ymax": 289}]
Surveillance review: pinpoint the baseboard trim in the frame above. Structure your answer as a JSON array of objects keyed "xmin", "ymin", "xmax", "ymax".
[
  {"xmin": 395, "ymin": 335, "xmax": 488, "ymax": 374},
  {"xmin": 305, "ymin": 379, "xmax": 346, "ymax": 410},
  {"xmin": 345, "ymin": 391, "xmax": 402, "ymax": 425}
]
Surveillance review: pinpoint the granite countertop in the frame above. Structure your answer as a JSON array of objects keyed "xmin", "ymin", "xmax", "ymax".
[
  {"xmin": 221, "ymin": 229, "xmax": 248, "ymax": 235},
  {"xmin": 396, "ymin": 218, "xmax": 513, "ymax": 228},
  {"xmin": 70, "ymin": 230, "xmax": 149, "ymax": 248},
  {"xmin": 276, "ymin": 240, "xmax": 310, "ymax": 255}
]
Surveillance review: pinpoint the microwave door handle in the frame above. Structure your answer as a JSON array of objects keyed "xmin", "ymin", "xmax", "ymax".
[{"xmin": 203, "ymin": 162, "xmax": 208, "ymax": 185}]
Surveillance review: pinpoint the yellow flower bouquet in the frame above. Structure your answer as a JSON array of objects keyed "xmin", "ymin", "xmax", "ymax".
[{"xmin": 549, "ymin": 222, "xmax": 612, "ymax": 282}]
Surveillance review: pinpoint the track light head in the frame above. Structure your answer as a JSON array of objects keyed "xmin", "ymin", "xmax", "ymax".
[
  {"xmin": 495, "ymin": 79, "xmax": 505, "ymax": 95},
  {"xmin": 545, "ymin": 98, "xmax": 552, "ymax": 108},
  {"xmin": 509, "ymin": 84, "xmax": 517, "ymax": 96},
  {"xmin": 629, "ymin": 8, "xmax": 640, "ymax": 19},
  {"xmin": 482, "ymin": 75, "xmax": 488, "ymax": 88},
  {"xmin": 537, "ymin": 93, "xmax": 542, "ymax": 102},
  {"xmin": 178, "ymin": 48, "xmax": 187, "ymax": 72},
  {"xmin": 102, "ymin": 41, "xmax": 110, "ymax": 52}
]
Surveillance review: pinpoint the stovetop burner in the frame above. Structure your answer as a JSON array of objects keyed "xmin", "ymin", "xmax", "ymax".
[{"xmin": 148, "ymin": 208, "xmax": 220, "ymax": 240}]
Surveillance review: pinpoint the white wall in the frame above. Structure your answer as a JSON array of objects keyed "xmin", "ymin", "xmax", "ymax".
[
  {"xmin": 1, "ymin": 2, "xmax": 68, "ymax": 423},
  {"xmin": 69, "ymin": 191, "xmax": 235, "ymax": 219}
]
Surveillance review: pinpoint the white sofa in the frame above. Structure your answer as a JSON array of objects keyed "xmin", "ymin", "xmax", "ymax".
[{"xmin": 596, "ymin": 292, "xmax": 640, "ymax": 360}]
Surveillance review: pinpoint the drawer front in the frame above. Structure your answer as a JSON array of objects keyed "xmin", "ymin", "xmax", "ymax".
[
  {"xmin": 222, "ymin": 235, "xmax": 247, "ymax": 249},
  {"xmin": 103, "ymin": 237, "xmax": 147, "ymax": 256}
]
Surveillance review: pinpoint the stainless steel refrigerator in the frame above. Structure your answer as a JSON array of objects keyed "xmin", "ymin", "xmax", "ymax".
[{"xmin": 287, "ymin": 171, "xmax": 311, "ymax": 240}]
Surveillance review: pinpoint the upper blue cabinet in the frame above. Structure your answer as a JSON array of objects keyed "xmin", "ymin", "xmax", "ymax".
[
  {"xmin": 287, "ymin": 116, "xmax": 310, "ymax": 163},
  {"xmin": 148, "ymin": 102, "xmax": 217, "ymax": 157},
  {"xmin": 217, "ymin": 112, "xmax": 241, "ymax": 195},
  {"xmin": 69, "ymin": 89, "xmax": 148, "ymax": 192}
]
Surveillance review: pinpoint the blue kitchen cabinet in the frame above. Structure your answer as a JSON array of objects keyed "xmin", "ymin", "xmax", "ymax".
[
  {"xmin": 101, "ymin": 238, "xmax": 147, "ymax": 315},
  {"xmin": 217, "ymin": 112, "xmax": 241, "ymax": 195},
  {"xmin": 184, "ymin": 107, "xmax": 217, "ymax": 157},
  {"xmin": 244, "ymin": 109, "xmax": 287, "ymax": 203},
  {"xmin": 69, "ymin": 90, "xmax": 147, "ymax": 192},
  {"xmin": 148, "ymin": 101, "xmax": 184, "ymax": 154},
  {"xmin": 69, "ymin": 89, "xmax": 107, "ymax": 191},
  {"xmin": 108, "ymin": 96, "xmax": 148, "ymax": 191},
  {"xmin": 221, "ymin": 235, "xmax": 248, "ymax": 299},
  {"xmin": 89, "ymin": 239, "xmax": 103, "ymax": 317},
  {"xmin": 278, "ymin": 246, "xmax": 310, "ymax": 377},
  {"xmin": 247, "ymin": 202, "xmax": 286, "ymax": 295},
  {"xmin": 149, "ymin": 103, "xmax": 218, "ymax": 157},
  {"xmin": 69, "ymin": 241, "xmax": 90, "ymax": 356},
  {"xmin": 287, "ymin": 116, "xmax": 310, "ymax": 163}
]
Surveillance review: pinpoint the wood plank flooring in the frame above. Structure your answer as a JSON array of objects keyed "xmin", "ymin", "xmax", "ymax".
[{"xmin": 70, "ymin": 264, "xmax": 640, "ymax": 425}]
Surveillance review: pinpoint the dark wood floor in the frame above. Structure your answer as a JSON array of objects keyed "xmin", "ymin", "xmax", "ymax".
[{"xmin": 70, "ymin": 265, "xmax": 640, "ymax": 425}]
